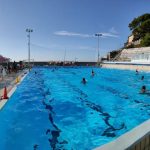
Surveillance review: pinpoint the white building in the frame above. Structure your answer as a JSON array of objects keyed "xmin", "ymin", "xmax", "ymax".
[{"xmin": 120, "ymin": 47, "xmax": 150, "ymax": 63}]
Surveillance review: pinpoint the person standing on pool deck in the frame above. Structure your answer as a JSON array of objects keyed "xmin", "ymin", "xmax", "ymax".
[{"xmin": 13, "ymin": 61, "xmax": 17, "ymax": 73}]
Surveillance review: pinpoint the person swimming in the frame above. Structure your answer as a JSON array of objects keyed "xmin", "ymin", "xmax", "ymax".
[
  {"xmin": 136, "ymin": 69, "xmax": 139, "ymax": 74},
  {"xmin": 140, "ymin": 85, "xmax": 146, "ymax": 94},
  {"xmin": 81, "ymin": 78, "xmax": 87, "ymax": 84},
  {"xmin": 91, "ymin": 69, "xmax": 95, "ymax": 76},
  {"xmin": 141, "ymin": 75, "xmax": 144, "ymax": 80},
  {"xmin": 140, "ymin": 85, "xmax": 150, "ymax": 96}
]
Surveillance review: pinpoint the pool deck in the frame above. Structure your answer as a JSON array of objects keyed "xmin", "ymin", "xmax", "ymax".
[
  {"xmin": 94, "ymin": 119, "xmax": 150, "ymax": 150},
  {"xmin": 0, "ymin": 69, "xmax": 28, "ymax": 110}
]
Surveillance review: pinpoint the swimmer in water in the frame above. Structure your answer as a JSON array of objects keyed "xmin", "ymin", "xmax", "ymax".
[
  {"xmin": 140, "ymin": 85, "xmax": 146, "ymax": 94},
  {"xmin": 140, "ymin": 85, "xmax": 150, "ymax": 96},
  {"xmin": 35, "ymin": 71, "xmax": 37, "ymax": 74},
  {"xmin": 141, "ymin": 76, "xmax": 144, "ymax": 80},
  {"xmin": 91, "ymin": 70, "xmax": 95, "ymax": 77},
  {"xmin": 136, "ymin": 69, "xmax": 139, "ymax": 75},
  {"xmin": 81, "ymin": 78, "xmax": 87, "ymax": 84}
]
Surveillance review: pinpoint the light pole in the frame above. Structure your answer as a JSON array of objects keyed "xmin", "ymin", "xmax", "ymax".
[
  {"xmin": 26, "ymin": 28, "xmax": 33, "ymax": 71},
  {"xmin": 74, "ymin": 57, "xmax": 78, "ymax": 65},
  {"xmin": 63, "ymin": 49, "xmax": 66, "ymax": 66},
  {"xmin": 95, "ymin": 33, "xmax": 102, "ymax": 65}
]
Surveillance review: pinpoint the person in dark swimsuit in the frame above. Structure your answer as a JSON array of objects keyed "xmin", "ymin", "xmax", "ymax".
[
  {"xmin": 91, "ymin": 70, "xmax": 95, "ymax": 77},
  {"xmin": 136, "ymin": 69, "xmax": 139, "ymax": 75},
  {"xmin": 141, "ymin": 85, "xmax": 146, "ymax": 93},
  {"xmin": 141, "ymin": 76, "xmax": 144, "ymax": 80},
  {"xmin": 81, "ymin": 78, "xmax": 87, "ymax": 84}
]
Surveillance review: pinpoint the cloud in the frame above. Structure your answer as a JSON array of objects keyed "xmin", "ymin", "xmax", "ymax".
[
  {"xmin": 54, "ymin": 31, "xmax": 93, "ymax": 38},
  {"xmin": 54, "ymin": 30, "xmax": 119, "ymax": 38},
  {"xmin": 109, "ymin": 27, "xmax": 119, "ymax": 34},
  {"xmin": 100, "ymin": 32, "xmax": 119, "ymax": 38}
]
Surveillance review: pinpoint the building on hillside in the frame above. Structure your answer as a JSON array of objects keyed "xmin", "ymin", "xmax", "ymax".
[
  {"xmin": 106, "ymin": 49, "xmax": 122, "ymax": 61},
  {"xmin": 119, "ymin": 47, "xmax": 150, "ymax": 63},
  {"xmin": 101, "ymin": 55, "xmax": 109, "ymax": 61}
]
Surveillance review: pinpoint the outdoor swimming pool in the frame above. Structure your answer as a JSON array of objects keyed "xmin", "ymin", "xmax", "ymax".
[{"xmin": 0, "ymin": 67, "xmax": 150, "ymax": 150}]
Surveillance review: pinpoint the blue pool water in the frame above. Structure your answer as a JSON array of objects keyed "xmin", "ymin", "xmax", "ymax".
[{"xmin": 0, "ymin": 67, "xmax": 150, "ymax": 150}]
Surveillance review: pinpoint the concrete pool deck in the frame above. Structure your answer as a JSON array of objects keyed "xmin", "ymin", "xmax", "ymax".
[
  {"xmin": 0, "ymin": 70, "xmax": 28, "ymax": 110},
  {"xmin": 94, "ymin": 119, "xmax": 150, "ymax": 150}
]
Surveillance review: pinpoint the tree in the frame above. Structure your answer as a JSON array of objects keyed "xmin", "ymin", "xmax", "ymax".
[
  {"xmin": 141, "ymin": 33, "xmax": 150, "ymax": 47},
  {"xmin": 129, "ymin": 13, "xmax": 150, "ymax": 42},
  {"xmin": 129, "ymin": 13, "xmax": 150, "ymax": 30}
]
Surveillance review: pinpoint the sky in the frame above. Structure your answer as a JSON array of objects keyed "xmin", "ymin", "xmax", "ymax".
[{"xmin": 0, "ymin": 0, "xmax": 149, "ymax": 62}]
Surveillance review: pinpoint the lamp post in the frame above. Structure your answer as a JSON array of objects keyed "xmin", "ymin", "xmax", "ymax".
[
  {"xmin": 26, "ymin": 28, "xmax": 33, "ymax": 71},
  {"xmin": 74, "ymin": 57, "xmax": 78, "ymax": 62},
  {"xmin": 74, "ymin": 57, "xmax": 78, "ymax": 65},
  {"xmin": 63, "ymin": 49, "xmax": 66, "ymax": 66},
  {"xmin": 95, "ymin": 33, "xmax": 102, "ymax": 65}
]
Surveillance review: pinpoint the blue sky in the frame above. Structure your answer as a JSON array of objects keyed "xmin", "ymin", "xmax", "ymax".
[{"xmin": 0, "ymin": 0, "xmax": 149, "ymax": 62}]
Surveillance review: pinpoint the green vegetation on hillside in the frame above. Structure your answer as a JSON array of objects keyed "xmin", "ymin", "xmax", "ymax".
[
  {"xmin": 141, "ymin": 33, "xmax": 150, "ymax": 47},
  {"xmin": 129, "ymin": 13, "xmax": 150, "ymax": 46}
]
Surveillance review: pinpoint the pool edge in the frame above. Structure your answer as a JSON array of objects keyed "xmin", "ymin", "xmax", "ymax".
[
  {"xmin": 0, "ymin": 71, "xmax": 29, "ymax": 110},
  {"xmin": 94, "ymin": 119, "xmax": 150, "ymax": 150}
]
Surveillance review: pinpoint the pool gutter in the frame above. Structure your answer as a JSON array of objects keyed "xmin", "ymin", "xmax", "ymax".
[
  {"xmin": 0, "ymin": 71, "xmax": 28, "ymax": 110},
  {"xmin": 94, "ymin": 119, "xmax": 150, "ymax": 150}
]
